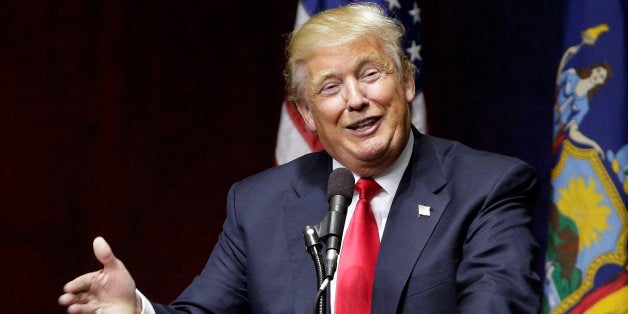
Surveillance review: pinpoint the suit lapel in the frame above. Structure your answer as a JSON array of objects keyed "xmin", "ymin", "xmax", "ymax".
[
  {"xmin": 282, "ymin": 154, "xmax": 332, "ymax": 313},
  {"xmin": 372, "ymin": 132, "xmax": 450, "ymax": 314}
]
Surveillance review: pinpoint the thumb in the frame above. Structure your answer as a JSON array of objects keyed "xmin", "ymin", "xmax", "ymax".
[{"xmin": 93, "ymin": 236, "xmax": 118, "ymax": 269}]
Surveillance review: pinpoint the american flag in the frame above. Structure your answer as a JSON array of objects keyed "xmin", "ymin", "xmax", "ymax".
[{"xmin": 274, "ymin": 0, "xmax": 426, "ymax": 165}]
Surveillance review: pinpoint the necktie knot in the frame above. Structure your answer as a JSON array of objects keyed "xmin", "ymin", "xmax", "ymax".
[{"xmin": 356, "ymin": 177, "xmax": 381, "ymax": 201}]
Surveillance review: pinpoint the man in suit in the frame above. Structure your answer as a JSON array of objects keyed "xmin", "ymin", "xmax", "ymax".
[{"xmin": 59, "ymin": 3, "xmax": 541, "ymax": 313}]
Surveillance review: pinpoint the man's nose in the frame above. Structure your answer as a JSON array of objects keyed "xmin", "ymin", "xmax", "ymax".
[{"xmin": 344, "ymin": 79, "xmax": 368, "ymax": 111}]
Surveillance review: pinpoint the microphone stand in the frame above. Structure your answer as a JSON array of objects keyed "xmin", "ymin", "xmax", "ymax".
[
  {"xmin": 303, "ymin": 226, "xmax": 326, "ymax": 314},
  {"xmin": 303, "ymin": 167, "xmax": 353, "ymax": 314}
]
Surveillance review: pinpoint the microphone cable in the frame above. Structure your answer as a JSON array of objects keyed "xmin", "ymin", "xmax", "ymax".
[{"xmin": 303, "ymin": 225, "xmax": 326, "ymax": 314}]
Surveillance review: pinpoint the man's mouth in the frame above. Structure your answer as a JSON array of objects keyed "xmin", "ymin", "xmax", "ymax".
[{"xmin": 347, "ymin": 117, "xmax": 380, "ymax": 130}]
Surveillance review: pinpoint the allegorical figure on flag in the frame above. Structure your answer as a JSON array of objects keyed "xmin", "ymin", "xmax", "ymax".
[
  {"xmin": 544, "ymin": 6, "xmax": 628, "ymax": 311},
  {"xmin": 552, "ymin": 24, "xmax": 612, "ymax": 157},
  {"xmin": 60, "ymin": 4, "xmax": 542, "ymax": 313}
]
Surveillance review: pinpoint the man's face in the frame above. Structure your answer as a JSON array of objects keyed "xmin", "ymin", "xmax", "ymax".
[{"xmin": 296, "ymin": 36, "xmax": 415, "ymax": 177}]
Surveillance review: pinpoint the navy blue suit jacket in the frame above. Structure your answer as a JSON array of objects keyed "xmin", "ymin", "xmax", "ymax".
[{"xmin": 152, "ymin": 129, "xmax": 541, "ymax": 313}]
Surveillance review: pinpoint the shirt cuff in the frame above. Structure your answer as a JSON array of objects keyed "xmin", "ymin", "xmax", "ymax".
[{"xmin": 136, "ymin": 289, "xmax": 156, "ymax": 314}]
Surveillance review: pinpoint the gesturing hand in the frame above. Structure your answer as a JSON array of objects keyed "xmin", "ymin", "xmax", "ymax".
[{"xmin": 59, "ymin": 237, "xmax": 140, "ymax": 314}]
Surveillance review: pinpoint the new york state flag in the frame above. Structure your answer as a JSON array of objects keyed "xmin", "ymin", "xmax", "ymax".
[{"xmin": 544, "ymin": 0, "xmax": 628, "ymax": 313}]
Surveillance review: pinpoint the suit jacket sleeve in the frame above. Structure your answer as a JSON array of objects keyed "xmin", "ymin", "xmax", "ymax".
[
  {"xmin": 147, "ymin": 153, "xmax": 330, "ymax": 314},
  {"xmin": 456, "ymin": 160, "xmax": 541, "ymax": 313}
]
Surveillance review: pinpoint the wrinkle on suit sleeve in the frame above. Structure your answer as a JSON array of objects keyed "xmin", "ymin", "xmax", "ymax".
[{"xmin": 456, "ymin": 161, "xmax": 542, "ymax": 313}]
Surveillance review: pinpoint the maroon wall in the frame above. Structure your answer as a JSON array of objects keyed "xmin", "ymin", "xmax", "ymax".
[{"xmin": 1, "ymin": 2, "xmax": 296, "ymax": 312}]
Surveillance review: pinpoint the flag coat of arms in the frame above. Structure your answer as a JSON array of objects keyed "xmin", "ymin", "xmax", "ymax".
[
  {"xmin": 274, "ymin": 0, "xmax": 426, "ymax": 165},
  {"xmin": 544, "ymin": 0, "xmax": 628, "ymax": 313}
]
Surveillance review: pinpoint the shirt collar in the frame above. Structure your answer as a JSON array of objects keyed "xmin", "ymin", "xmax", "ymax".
[{"xmin": 333, "ymin": 132, "xmax": 414, "ymax": 197}]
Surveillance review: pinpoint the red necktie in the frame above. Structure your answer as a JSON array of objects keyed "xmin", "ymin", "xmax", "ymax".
[{"xmin": 336, "ymin": 177, "xmax": 381, "ymax": 314}]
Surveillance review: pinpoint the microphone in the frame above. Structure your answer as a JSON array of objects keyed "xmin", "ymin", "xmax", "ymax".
[{"xmin": 318, "ymin": 167, "xmax": 355, "ymax": 279}]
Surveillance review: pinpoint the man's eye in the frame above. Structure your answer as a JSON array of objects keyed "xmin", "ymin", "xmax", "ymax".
[
  {"xmin": 363, "ymin": 70, "xmax": 380, "ymax": 80},
  {"xmin": 320, "ymin": 83, "xmax": 339, "ymax": 95},
  {"xmin": 323, "ymin": 84, "xmax": 338, "ymax": 91}
]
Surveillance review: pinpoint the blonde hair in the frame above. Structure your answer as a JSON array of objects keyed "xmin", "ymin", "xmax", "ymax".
[{"xmin": 284, "ymin": 3, "xmax": 416, "ymax": 104}]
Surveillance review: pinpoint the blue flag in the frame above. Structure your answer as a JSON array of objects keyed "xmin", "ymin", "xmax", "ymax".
[{"xmin": 544, "ymin": 0, "xmax": 628, "ymax": 313}]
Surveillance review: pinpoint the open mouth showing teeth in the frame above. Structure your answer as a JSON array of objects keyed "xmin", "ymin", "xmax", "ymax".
[{"xmin": 348, "ymin": 117, "xmax": 379, "ymax": 130}]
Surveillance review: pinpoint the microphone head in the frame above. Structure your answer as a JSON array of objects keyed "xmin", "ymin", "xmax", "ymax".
[{"xmin": 327, "ymin": 168, "xmax": 355, "ymax": 200}]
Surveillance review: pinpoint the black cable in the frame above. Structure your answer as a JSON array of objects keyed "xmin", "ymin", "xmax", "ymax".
[
  {"xmin": 313, "ymin": 279, "xmax": 329, "ymax": 314},
  {"xmin": 303, "ymin": 226, "xmax": 326, "ymax": 314}
]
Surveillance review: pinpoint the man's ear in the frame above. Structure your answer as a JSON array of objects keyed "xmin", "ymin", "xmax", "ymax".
[
  {"xmin": 295, "ymin": 101, "xmax": 317, "ymax": 132},
  {"xmin": 404, "ymin": 71, "xmax": 416, "ymax": 103}
]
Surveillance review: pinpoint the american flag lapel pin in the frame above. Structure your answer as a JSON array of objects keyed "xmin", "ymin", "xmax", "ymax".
[{"xmin": 418, "ymin": 205, "xmax": 431, "ymax": 218}]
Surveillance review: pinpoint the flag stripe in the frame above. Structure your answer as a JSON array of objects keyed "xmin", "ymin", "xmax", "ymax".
[
  {"xmin": 285, "ymin": 99, "xmax": 323, "ymax": 152},
  {"xmin": 569, "ymin": 271, "xmax": 628, "ymax": 313}
]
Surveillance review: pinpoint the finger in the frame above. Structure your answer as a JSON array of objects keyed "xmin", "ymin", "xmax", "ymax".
[
  {"xmin": 67, "ymin": 302, "xmax": 97, "ymax": 314},
  {"xmin": 58, "ymin": 290, "xmax": 92, "ymax": 306},
  {"xmin": 63, "ymin": 271, "xmax": 101, "ymax": 294},
  {"xmin": 58, "ymin": 293, "xmax": 78, "ymax": 306},
  {"xmin": 93, "ymin": 236, "xmax": 117, "ymax": 269}
]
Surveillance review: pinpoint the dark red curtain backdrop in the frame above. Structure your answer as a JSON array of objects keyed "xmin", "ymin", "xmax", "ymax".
[{"xmin": 0, "ymin": 1, "xmax": 560, "ymax": 312}]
